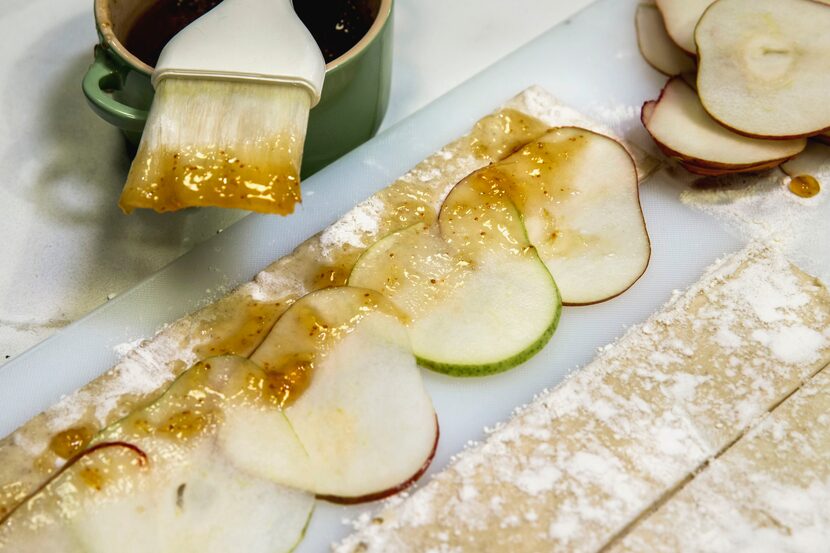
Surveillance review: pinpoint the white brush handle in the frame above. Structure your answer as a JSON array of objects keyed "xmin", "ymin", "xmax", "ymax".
[{"xmin": 153, "ymin": 0, "xmax": 326, "ymax": 106}]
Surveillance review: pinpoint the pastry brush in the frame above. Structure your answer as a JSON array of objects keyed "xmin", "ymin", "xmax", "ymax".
[{"xmin": 119, "ymin": 0, "xmax": 325, "ymax": 215}]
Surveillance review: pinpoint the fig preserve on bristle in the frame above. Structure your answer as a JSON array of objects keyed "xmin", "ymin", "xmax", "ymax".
[{"xmin": 119, "ymin": 79, "xmax": 311, "ymax": 215}]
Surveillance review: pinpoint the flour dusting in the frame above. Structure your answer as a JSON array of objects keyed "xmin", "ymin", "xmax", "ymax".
[
  {"xmin": 113, "ymin": 338, "xmax": 142, "ymax": 358},
  {"xmin": 611, "ymin": 367, "xmax": 830, "ymax": 553},
  {"xmin": 319, "ymin": 196, "xmax": 385, "ymax": 258},
  {"xmin": 335, "ymin": 245, "xmax": 830, "ymax": 552},
  {"xmin": 680, "ymin": 143, "xmax": 830, "ymax": 285}
]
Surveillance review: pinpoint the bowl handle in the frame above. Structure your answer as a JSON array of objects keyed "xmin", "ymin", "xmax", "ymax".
[{"xmin": 82, "ymin": 46, "xmax": 149, "ymax": 133}]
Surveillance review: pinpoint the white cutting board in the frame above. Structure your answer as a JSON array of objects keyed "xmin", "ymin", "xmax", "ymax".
[{"xmin": 0, "ymin": 0, "xmax": 748, "ymax": 549}]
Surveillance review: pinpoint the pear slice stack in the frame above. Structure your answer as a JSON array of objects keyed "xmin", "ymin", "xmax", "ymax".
[
  {"xmin": 642, "ymin": 78, "xmax": 806, "ymax": 175},
  {"xmin": 638, "ymin": 0, "xmax": 830, "ymax": 177}
]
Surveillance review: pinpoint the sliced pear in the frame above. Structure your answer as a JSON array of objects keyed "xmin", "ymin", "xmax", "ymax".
[
  {"xmin": 696, "ymin": 0, "xmax": 830, "ymax": 138},
  {"xmin": 435, "ymin": 173, "xmax": 563, "ymax": 369},
  {"xmin": 222, "ymin": 287, "xmax": 438, "ymax": 501},
  {"xmin": 348, "ymin": 165, "xmax": 563, "ymax": 375},
  {"xmin": 655, "ymin": 0, "xmax": 715, "ymax": 53},
  {"xmin": 678, "ymin": 158, "xmax": 785, "ymax": 177},
  {"xmin": 0, "ymin": 356, "xmax": 315, "ymax": 553},
  {"xmin": 348, "ymin": 223, "xmax": 468, "ymax": 323},
  {"xmin": 348, "ymin": 219, "xmax": 560, "ymax": 375},
  {"xmin": 493, "ymin": 127, "xmax": 650, "ymax": 304},
  {"xmin": 353, "ymin": 126, "xmax": 649, "ymax": 318},
  {"xmin": 636, "ymin": 3, "xmax": 696, "ymax": 76},
  {"xmin": 641, "ymin": 99, "xmax": 656, "ymax": 125},
  {"xmin": 71, "ymin": 446, "xmax": 313, "ymax": 553},
  {"xmin": 642, "ymin": 77, "xmax": 806, "ymax": 170},
  {"xmin": 2, "ymin": 287, "xmax": 439, "ymax": 550},
  {"xmin": 0, "ymin": 444, "xmax": 148, "ymax": 553}
]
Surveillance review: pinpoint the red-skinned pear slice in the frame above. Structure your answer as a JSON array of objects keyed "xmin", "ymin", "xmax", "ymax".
[
  {"xmin": 636, "ymin": 4, "xmax": 696, "ymax": 76},
  {"xmin": 0, "ymin": 356, "xmax": 314, "ymax": 553},
  {"xmin": 696, "ymin": 0, "xmax": 830, "ymax": 138},
  {"xmin": 643, "ymin": 78, "xmax": 806, "ymax": 170},
  {"xmin": 353, "ymin": 127, "xmax": 649, "ymax": 313},
  {"xmin": 678, "ymin": 158, "xmax": 786, "ymax": 177},
  {"xmin": 493, "ymin": 127, "xmax": 651, "ymax": 305},
  {"xmin": 348, "ymin": 220, "xmax": 561, "ymax": 375},
  {"xmin": 222, "ymin": 287, "xmax": 438, "ymax": 502},
  {"xmin": 654, "ymin": 0, "xmax": 715, "ymax": 53}
]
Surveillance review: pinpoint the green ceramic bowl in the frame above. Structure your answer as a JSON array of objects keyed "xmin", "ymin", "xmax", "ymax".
[{"xmin": 83, "ymin": 0, "xmax": 393, "ymax": 176}]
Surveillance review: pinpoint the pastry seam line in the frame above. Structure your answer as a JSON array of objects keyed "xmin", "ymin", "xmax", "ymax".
[{"xmin": 597, "ymin": 358, "xmax": 830, "ymax": 553}]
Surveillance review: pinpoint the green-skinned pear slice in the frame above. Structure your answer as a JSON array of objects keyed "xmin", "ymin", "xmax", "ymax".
[
  {"xmin": 222, "ymin": 287, "xmax": 438, "ymax": 501},
  {"xmin": 434, "ymin": 171, "xmax": 563, "ymax": 365},
  {"xmin": 655, "ymin": 0, "xmax": 715, "ymax": 53},
  {"xmin": 492, "ymin": 127, "xmax": 651, "ymax": 304},
  {"xmin": 349, "ymin": 219, "xmax": 561, "ymax": 375},
  {"xmin": 643, "ymin": 78, "xmax": 806, "ymax": 171},
  {"xmin": 696, "ymin": 0, "xmax": 830, "ymax": 138},
  {"xmin": 355, "ymin": 165, "xmax": 562, "ymax": 375},
  {"xmin": 636, "ymin": 4, "xmax": 696, "ymax": 76},
  {"xmin": 0, "ymin": 356, "xmax": 314, "ymax": 553}
]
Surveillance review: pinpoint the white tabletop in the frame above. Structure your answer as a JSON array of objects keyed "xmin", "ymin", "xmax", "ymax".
[{"xmin": 0, "ymin": 0, "xmax": 593, "ymax": 364}]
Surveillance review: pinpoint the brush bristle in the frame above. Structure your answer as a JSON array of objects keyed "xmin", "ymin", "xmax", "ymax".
[{"xmin": 120, "ymin": 79, "xmax": 311, "ymax": 215}]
